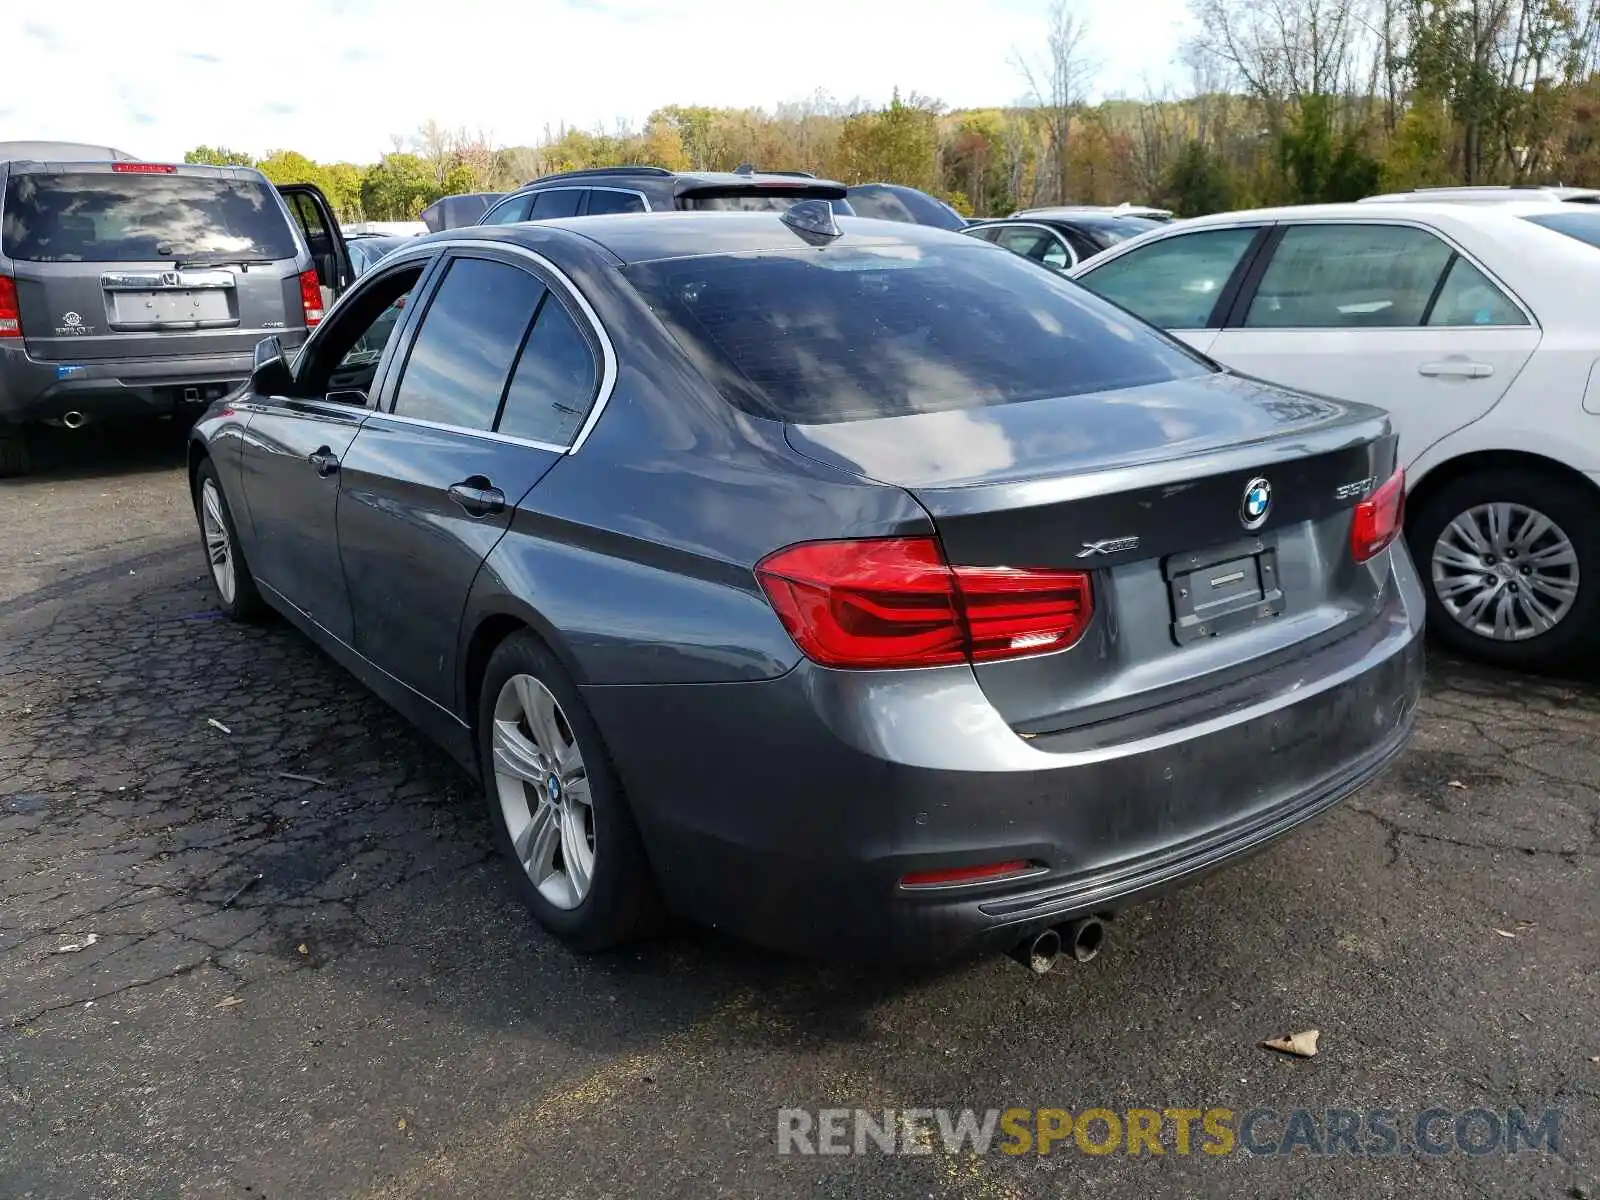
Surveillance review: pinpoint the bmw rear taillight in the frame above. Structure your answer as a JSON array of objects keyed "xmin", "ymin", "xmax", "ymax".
[
  {"xmin": 754, "ymin": 537, "xmax": 1093, "ymax": 670},
  {"xmin": 0, "ymin": 275, "xmax": 20, "ymax": 338},
  {"xmin": 298, "ymin": 269, "xmax": 324, "ymax": 327},
  {"xmin": 1351, "ymin": 468, "xmax": 1405, "ymax": 563}
]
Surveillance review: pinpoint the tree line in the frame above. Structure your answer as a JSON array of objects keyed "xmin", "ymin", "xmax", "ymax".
[{"xmin": 187, "ymin": 0, "xmax": 1600, "ymax": 221}]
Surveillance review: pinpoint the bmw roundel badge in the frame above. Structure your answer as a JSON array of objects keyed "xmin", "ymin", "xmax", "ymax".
[{"xmin": 1240, "ymin": 477, "xmax": 1272, "ymax": 530}]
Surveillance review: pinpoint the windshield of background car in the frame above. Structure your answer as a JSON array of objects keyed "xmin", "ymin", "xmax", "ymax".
[
  {"xmin": 349, "ymin": 237, "xmax": 405, "ymax": 274},
  {"xmin": 1522, "ymin": 211, "xmax": 1600, "ymax": 249},
  {"xmin": 1074, "ymin": 215, "xmax": 1161, "ymax": 249},
  {"xmin": 623, "ymin": 239, "xmax": 1214, "ymax": 424},
  {"xmin": 1, "ymin": 171, "xmax": 299, "ymax": 263}
]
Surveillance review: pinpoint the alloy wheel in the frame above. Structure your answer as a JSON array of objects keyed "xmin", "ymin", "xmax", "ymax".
[
  {"xmin": 199, "ymin": 478, "xmax": 237, "ymax": 606},
  {"xmin": 1430, "ymin": 501, "xmax": 1580, "ymax": 642},
  {"xmin": 491, "ymin": 673, "xmax": 596, "ymax": 909}
]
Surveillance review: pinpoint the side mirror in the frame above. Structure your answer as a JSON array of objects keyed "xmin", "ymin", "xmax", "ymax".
[{"xmin": 250, "ymin": 336, "xmax": 295, "ymax": 396}]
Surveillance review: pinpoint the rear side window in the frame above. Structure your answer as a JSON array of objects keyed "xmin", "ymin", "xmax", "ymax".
[
  {"xmin": 530, "ymin": 189, "xmax": 584, "ymax": 219},
  {"xmin": 1, "ymin": 171, "xmax": 299, "ymax": 263},
  {"xmin": 585, "ymin": 189, "xmax": 646, "ymax": 215},
  {"xmin": 623, "ymin": 241, "xmax": 1212, "ymax": 424},
  {"xmin": 497, "ymin": 296, "xmax": 600, "ymax": 445},
  {"xmin": 1523, "ymin": 211, "xmax": 1600, "ymax": 249},
  {"xmin": 1245, "ymin": 224, "xmax": 1452, "ymax": 328},
  {"xmin": 1426, "ymin": 257, "xmax": 1527, "ymax": 327},
  {"xmin": 392, "ymin": 257, "xmax": 545, "ymax": 430},
  {"xmin": 1078, "ymin": 228, "xmax": 1258, "ymax": 329}
]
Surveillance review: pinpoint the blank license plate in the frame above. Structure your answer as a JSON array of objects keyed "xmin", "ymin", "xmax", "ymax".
[{"xmin": 111, "ymin": 289, "xmax": 232, "ymax": 325}]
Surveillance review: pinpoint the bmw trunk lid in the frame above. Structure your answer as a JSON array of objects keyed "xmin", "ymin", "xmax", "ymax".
[{"xmin": 784, "ymin": 372, "xmax": 1400, "ymax": 735}]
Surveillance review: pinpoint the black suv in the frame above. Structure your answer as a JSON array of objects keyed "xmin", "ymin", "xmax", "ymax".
[{"xmin": 477, "ymin": 165, "xmax": 849, "ymax": 224}]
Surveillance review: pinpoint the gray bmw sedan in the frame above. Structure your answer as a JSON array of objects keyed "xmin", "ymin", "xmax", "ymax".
[{"xmin": 188, "ymin": 203, "xmax": 1423, "ymax": 968}]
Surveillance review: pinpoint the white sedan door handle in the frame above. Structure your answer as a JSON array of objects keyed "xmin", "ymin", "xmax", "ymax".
[{"xmin": 1419, "ymin": 360, "xmax": 1494, "ymax": 379}]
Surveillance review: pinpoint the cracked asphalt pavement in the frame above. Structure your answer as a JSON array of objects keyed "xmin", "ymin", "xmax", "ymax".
[{"xmin": 2, "ymin": 425, "xmax": 1597, "ymax": 1199}]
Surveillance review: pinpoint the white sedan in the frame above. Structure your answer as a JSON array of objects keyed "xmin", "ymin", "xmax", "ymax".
[{"xmin": 1068, "ymin": 200, "xmax": 1600, "ymax": 672}]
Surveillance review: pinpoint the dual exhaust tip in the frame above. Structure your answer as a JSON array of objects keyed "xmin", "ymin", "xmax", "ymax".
[
  {"xmin": 1008, "ymin": 916, "xmax": 1106, "ymax": 975},
  {"xmin": 61, "ymin": 411, "xmax": 87, "ymax": 430}
]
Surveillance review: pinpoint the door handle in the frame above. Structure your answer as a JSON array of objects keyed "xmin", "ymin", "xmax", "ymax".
[
  {"xmin": 447, "ymin": 478, "xmax": 506, "ymax": 517},
  {"xmin": 308, "ymin": 446, "xmax": 340, "ymax": 476},
  {"xmin": 1419, "ymin": 360, "xmax": 1494, "ymax": 379}
]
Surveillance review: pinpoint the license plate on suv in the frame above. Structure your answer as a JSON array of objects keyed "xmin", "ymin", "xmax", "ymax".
[{"xmin": 1164, "ymin": 538, "xmax": 1286, "ymax": 645}]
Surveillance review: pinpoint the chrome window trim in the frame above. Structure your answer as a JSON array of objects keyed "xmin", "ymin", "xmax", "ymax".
[{"xmin": 388, "ymin": 238, "xmax": 617, "ymax": 455}]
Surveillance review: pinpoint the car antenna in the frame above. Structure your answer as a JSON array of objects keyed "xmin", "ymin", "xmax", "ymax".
[
  {"xmin": 733, "ymin": 162, "xmax": 755, "ymax": 175},
  {"xmin": 780, "ymin": 199, "xmax": 842, "ymax": 243}
]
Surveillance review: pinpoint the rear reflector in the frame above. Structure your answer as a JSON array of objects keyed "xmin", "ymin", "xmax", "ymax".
[
  {"xmin": 0, "ymin": 275, "xmax": 19, "ymax": 338},
  {"xmin": 297, "ymin": 269, "xmax": 324, "ymax": 327},
  {"xmin": 755, "ymin": 537, "xmax": 1093, "ymax": 670},
  {"xmin": 901, "ymin": 860, "xmax": 1035, "ymax": 888},
  {"xmin": 1351, "ymin": 467, "xmax": 1405, "ymax": 562},
  {"xmin": 112, "ymin": 162, "xmax": 177, "ymax": 174}
]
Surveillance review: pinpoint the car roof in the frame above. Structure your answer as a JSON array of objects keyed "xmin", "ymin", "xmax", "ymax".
[
  {"xmin": 0, "ymin": 140, "xmax": 139, "ymax": 164},
  {"xmin": 1137, "ymin": 199, "xmax": 1585, "ymax": 227},
  {"xmin": 430, "ymin": 210, "xmax": 963, "ymax": 266}
]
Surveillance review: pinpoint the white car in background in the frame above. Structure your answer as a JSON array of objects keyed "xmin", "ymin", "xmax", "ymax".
[{"xmin": 1070, "ymin": 200, "xmax": 1600, "ymax": 671}]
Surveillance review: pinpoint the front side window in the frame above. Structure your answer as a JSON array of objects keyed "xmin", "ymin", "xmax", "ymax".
[
  {"xmin": 392, "ymin": 257, "xmax": 545, "ymax": 430},
  {"xmin": 483, "ymin": 196, "xmax": 532, "ymax": 225},
  {"xmin": 302, "ymin": 263, "xmax": 425, "ymax": 399},
  {"xmin": 1, "ymin": 171, "xmax": 299, "ymax": 263},
  {"xmin": 1077, "ymin": 227, "xmax": 1258, "ymax": 329},
  {"xmin": 1245, "ymin": 224, "xmax": 1452, "ymax": 328},
  {"xmin": 623, "ymin": 240, "xmax": 1212, "ymax": 425}
]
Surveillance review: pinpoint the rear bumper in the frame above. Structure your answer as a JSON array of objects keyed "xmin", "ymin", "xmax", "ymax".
[
  {"xmin": 584, "ymin": 547, "xmax": 1426, "ymax": 963},
  {"xmin": 0, "ymin": 335, "xmax": 306, "ymax": 425}
]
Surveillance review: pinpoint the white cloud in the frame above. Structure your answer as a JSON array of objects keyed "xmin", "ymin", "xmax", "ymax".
[{"xmin": 0, "ymin": 0, "xmax": 1192, "ymax": 164}]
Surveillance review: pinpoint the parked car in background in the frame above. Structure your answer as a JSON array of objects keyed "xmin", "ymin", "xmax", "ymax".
[
  {"xmin": 841, "ymin": 182, "xmax": 969, "ymax": 230},
  {"xmin": 420, "ymin": 193, "xmax": 507, "ymax": 232},
  {"xmin": 1013, "ymin": 202, "xmax": 1175, "ymax": 223},
  {"xmin": 965, "ymin": 209, "xmax": 1165, "ymax": 270},
  {"xmin": 187, "ymin": 205, "xmax": 1421, "ymax": 966},
  {"xmin": 1071, "ymin": 200, "xmax": 1600, "ymax": 670},
  {"xmin": 0, "ymin": 150, "xmax": 346, "ymax": 475},
  {"xmin": 343, "ymin": 220, "xmax": 428, "ymax": 239},
  {"xmin": 346, "ymin": 234, "xmax": 408, "ymax": 277},
  {"xmin": 0, "ymin": 140, "xmax": 139, "ymax": 163},
  {"xmin": 1360, "ymin": 185, "xmax": 1600, "ymax": 206},
  {"xmin": 477, "ymin": 165, "xmax": 848, "ymax": 224}
]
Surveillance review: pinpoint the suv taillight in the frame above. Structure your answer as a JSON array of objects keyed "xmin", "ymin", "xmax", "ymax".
[
  {"xmin": 755, "ymin": 537, "xmax": 1093, "ymax": 670},
  {"xmin": 0, "ymin": 275, "xmax": 21, "ymax": 338},
  {"xmin": 1351, "ymin": 468, "xmax": 1405, "ymax": 562},
  {"xmin": 298, "ymin": 269, "xmax": 324, "ymax": 327}
]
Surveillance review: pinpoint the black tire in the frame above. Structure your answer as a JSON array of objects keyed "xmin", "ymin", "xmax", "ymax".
[
  {"xmin": 477, "ymin": 631, "xmax": 663, "ymax": 952},
  {"xmin": 1408, "ymin": 467, "xmax": 1600, "ymax": 671},
  {"xmin": 192, "ymin": 456, "xmax": 267, "ymax": 622},
  {"xmin": 0, "ymin": 425, "xmax": 31, "ymax": 478}
]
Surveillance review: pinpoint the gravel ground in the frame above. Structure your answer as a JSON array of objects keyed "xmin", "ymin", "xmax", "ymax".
[{"xmin": 2, "ymin": 424, "xmax": 1596, "ymax": 1200}]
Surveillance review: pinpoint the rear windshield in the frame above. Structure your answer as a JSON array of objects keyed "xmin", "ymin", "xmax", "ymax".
[
  {"xmin": 623, "ymin": 240, "xmax": 1213, "ymax": 424},
  {"xmin": 1, "ymin": 171, "xmax": 298, "ymax": 263},
  {"xmin": 1522, "ymin": 211, "xmax": 1600, "ymax": 249},
  {"xmin": 679, "ymin": 190, "xmax": 842, "ymax": 213}
]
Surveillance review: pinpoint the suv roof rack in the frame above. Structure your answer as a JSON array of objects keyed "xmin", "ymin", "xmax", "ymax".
[{"xmin": 521, "ymin": 165, "xmax": 675, "ymax": 186}]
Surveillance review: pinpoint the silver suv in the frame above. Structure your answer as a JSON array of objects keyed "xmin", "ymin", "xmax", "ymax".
[{"xmin": 0, "ymin": 144, "xmax": 350, "ymax": 475}]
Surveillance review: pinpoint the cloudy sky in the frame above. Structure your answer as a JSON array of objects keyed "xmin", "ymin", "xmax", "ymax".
[{"xmin": 1, "ymin": 0, "xmax": 1195, "ymax": 165}]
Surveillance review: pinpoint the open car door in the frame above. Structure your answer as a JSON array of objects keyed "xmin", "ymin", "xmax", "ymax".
[{"xmin": 277, "ymin": 183, "xmax": 353, "ymax": 311}]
